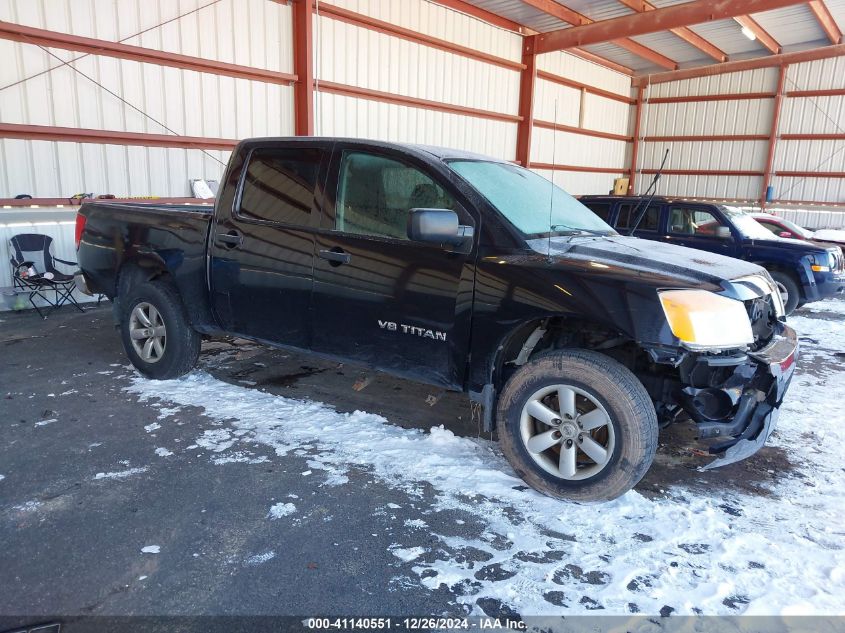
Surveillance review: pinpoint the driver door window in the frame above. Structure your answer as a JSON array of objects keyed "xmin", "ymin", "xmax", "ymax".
[
  {"xmin": 669, "ymin": 208, "xmax": 725, "ymax": 238},
  {"xmin": 335, "ymin": 152, "xmax": 455, "ymax": 240},
  {"xmin": 758, "ymin": 220, "xmax": 788, "ymax": 237}
]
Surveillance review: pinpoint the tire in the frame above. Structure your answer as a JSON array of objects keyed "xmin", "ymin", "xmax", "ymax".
[
  {"xmin": 769, "ymin": 270, "xmax": 801, "ymax": 316},
  {"xmin": 496, "ymin": 350, "xmax": 658, "ymax": 503},
  {"xmin": 119, "ymin": 280, "xmax": 200, "ymax": 379}
]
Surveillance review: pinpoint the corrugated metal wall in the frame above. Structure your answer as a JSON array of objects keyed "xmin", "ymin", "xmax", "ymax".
[
  {"xmin": 773, "ymin": 57, "xmax": 845, "ymax": 205},
  {"xmin": 0, "ymin": 0, "xmax": 636, "ymax": 200},
  {"xmin": 637, "ymin": 68, "xmax": 778, "ymax": 201},
  {"xmin": 636, "ymin": 59, "xmax": 845, "ymax": 207},
  {"xmin": 0, "ymin": 0, "xmax": 294, "ymax": 198},
  {"xmin": 314, "ymin": 0, "xmax": 523, "ymax": 159},
  {"xmin": 531, "ymin": 50, "xmax": 633, "ymax": 195}
]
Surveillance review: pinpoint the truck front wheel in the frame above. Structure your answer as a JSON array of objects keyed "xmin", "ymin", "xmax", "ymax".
[
  {"xmin": 120, "ymin": 280, "xmax": 200, "ymax": 380},
  {"xmin": 496, "ymin": 350, "xmax": 658, "ymax": 503}
]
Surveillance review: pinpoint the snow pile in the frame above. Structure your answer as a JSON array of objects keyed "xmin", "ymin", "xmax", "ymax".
[
  {"xmin": 267, "ymin": 502, "xmax": 297, "ymax": 519},
  {"xmin": 245, "ymin": 551, "xmax": 275, "ymax": 565},
  {"xmin": 94, "ymin": 467, "xmax": 148, "ymax": 480},
  {"xmin": 126, "ymin": 300, "xmax": 845, "ymax": 616}
]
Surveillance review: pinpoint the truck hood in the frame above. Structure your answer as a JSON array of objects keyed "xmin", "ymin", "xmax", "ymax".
[
  {"xmin": 526, "ymin": 235, "xmax": 764, "ymax": 289},
  {"xmin": 744, "ymin": 236, "xmax": 829, "ymax": 254},
  {"xmin": 810, "ymin": 229, "xmax": 845, "ymax": 246}
]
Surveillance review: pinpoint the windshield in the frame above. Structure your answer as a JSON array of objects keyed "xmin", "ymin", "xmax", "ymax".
[
  {"xmin": 772, "ymin": 216, "xmax": 814, "ymax": 239},
  {"xmin": 448, "ymin": 160, "xmax": 615, "ymax": 237},
  {"xmin": 721, "ymin": 206, "xmax": 781, "ymax": 240}
]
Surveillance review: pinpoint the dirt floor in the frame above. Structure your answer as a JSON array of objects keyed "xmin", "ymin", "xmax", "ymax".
[{"xmin": 0, "ymin": 301, "xmax": 841, "ymax": 627}]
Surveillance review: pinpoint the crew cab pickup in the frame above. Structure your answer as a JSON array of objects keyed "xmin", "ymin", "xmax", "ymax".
[
  {"xmin": 75, "ymin": 138, "xmax": 798, "ymax": 502},
  {"xmin": 580, "ymin": 195, "xmax": 845, "ymax": 314}
]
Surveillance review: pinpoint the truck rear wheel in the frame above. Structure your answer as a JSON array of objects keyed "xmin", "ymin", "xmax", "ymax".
[
  {"xmin": 769, "ymin": 271, "xmax": 800, "ymax": 315},
  {"xmin": 120, "ymin": 280, "xmax": 200, "ymax": 380},
  {"xmin": 496, "ymin": 350, "xmax": 657, "ymax": 503}
]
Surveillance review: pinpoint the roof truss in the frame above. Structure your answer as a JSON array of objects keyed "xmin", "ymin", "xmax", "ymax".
[
  {"xmin": 533, "ymin": 0, "xmax": 807, "ymax": 55},
  {"xmin": 616, "ymin": 0, "xmax": 727, "ymax": 62},
  {"xmin": 521, "ymin": 0, "xmax": 677, "ymax": 69}
]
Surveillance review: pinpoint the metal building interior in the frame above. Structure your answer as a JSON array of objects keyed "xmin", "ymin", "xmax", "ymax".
[{"xmin": 0, "ymin": 0, "xmax": 844, "ymax": 289}]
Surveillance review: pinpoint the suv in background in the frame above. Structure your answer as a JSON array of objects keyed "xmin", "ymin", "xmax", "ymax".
[{"xmin": 580, "ymin": 196, "xmax": 845, "ymax": 314}]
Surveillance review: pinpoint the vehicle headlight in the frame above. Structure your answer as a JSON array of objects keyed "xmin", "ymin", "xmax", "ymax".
[{"xmin": 658, "ymin": 290, "xmax": 754, "ymax": 351}]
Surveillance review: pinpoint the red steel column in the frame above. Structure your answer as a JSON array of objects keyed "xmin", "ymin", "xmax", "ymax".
[
  {"xmin": 515, "ymin": 36, "xmax": 537, "ymax": 167},
  {"xmin": 293, "ymin": 0, "xmax": 315, "ymax": 136},
  {"xmin": 760, "ymin": 64, "xmax": 787, "ymax": 208},
  {"xmin": 628, "ymin": 84, "xmax": 645, "ymax": 195}
]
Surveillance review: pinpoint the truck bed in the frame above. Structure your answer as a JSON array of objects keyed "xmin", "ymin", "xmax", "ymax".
[{"xmin": 77, "ymin": 201, "xmax": 216, "ymax": 329}]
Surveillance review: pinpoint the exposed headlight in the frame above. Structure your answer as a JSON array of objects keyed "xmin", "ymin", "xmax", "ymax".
[
  {"xmin": 659, "ymin": 289, "xmax": 754, "ymax": 351},
  {"xmin": 734, "ymin": 273, "xmax": 785, "ymax": 318}
]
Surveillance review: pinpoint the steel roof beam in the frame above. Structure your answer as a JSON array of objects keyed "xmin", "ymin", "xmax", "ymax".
[
  {"xmin": 807, "ymin": 0, "xmax": 843, "ymax": 44},
  {"xmin": 616, "ymin": 0, "xmax": 728, "ymax": 62},
  {"xmin": 521, "ymin": 0, "xmax": 677, "ymax": 69},
  {"xmin": 733, "ymin": 15, "xmax": 781, "ymax": 54},
  {"xmin": 534, "ymin": 0, "xmax": 806, "ymax": 54}
]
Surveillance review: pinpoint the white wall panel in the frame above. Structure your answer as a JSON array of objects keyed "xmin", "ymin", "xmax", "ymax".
[
  {"xmin": 770, "ymin": 176, "xmax": 845, "ymax": 204},
  {"xmin": 530, "ymin": 127, "xmax": 629, "ymax": 170},
  {"xmin": 0, "ymin": 41, "xmax": 295, "ymax": 139},
  {"xmin": 315, "ymin": 16, "xmax": 520, "ymax": 116},
  {"xmin": 647, "ymin": 68, "xmax": 779, "ymax": 99},
  {"xmin": 533, "ymin": 78, "xmax": 581, "ymax": 126},
  {"xmin": 582, "ymin": 93, "xmax": 631, "ymax": 136},
  {"xmin": 0, "ymin": 0, "xmax": 294, "ymax": 73},
  {"xmin": 639, "ymin": 59, "xmax": 845, "ymax": 206},
  {"xmin": 0, "ymin": 139, "xmax": 230, "ymax": 198},
  {"xmin": 781, "ymin": 95, "xmax": 845, "ymax": 135},
  {"xmin": 647, "ymin": 174, "xmax": 763, "ymax": 201},
  {"xmin": 531, "ymin": 169, "xmax": 621, "ymax": 197},
  {"xmin": 788, "ymin": 56, "xmax": 845, "ymax": 92},
  {"xmin": 316, "ymin": 92, "xmax": 517, "ymax": 160},
  {"xmin": 774, "ymin": 139, "xmax": 845, "ymax": 172},
  {"xmin": 642, "ymin": 99, "xmax": 773, "ymax": 136},
  {"xmin": 773, "ymin": 207, "xmax": 845, "ymax": 229},
  {"xmin": 640, "ymin": 140, "xmax": 768, "ymax": 172},
  {"xmin": 322, "ymin": 0, "xmax": 523, "ymax": 61},
  {"xmin": 537, "ymin": 51, "xmax": 631, "ymax": 98}
]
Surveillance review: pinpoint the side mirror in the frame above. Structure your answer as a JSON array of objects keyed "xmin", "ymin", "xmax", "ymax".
[
  {"xmin": 408, "ymin": 208, "xmax": 473, "ymax": 247},
  {"xmin": 778, "ymin": 231, "xmax": 792, "ymax": 238},
  {"xmin": 716, "ymin": 226, "xmax": 732, "ymax": 239}
]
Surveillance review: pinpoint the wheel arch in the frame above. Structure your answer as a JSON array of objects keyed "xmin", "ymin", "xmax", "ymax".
[{"xmin": 490, "ymin": 315, "xmax": 637, "ymax": 390}]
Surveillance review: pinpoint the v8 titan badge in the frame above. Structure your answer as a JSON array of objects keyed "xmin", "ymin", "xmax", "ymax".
[{"xmin": 378, "ymin": 320, "xmax": 447, "ymax": 342}]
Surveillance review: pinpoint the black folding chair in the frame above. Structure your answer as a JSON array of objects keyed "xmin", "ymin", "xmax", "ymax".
[{"xmin": 9, "ymin": 233, "xmax": 84, "ymax": 318}]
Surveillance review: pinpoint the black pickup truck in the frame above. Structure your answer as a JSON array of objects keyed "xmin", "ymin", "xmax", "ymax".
[{"xmin": 74, "ymin": 137, "xmax": 798, "ymax": 502}]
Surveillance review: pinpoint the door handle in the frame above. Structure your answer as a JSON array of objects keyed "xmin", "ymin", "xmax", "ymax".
[
  {"xmin": 318, "ymin": 248, "xmax": 351, "ymax": 266},
  {"xmin": 217, "ymin": 231, "xmax": 243, "ymax": 248}
]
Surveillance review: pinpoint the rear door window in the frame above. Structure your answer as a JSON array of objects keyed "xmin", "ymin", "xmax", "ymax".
[
  {"xmin": 238, "ymin": 147, "xmax": 324, "ymax": 226},
  {"xmin": 616, "ymin": 203, "xmax": 658, "ymax": 232}
]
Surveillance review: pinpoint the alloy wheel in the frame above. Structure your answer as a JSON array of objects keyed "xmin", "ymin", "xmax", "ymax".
[
  {"xmin": 519, "ymin": 384, "xmax": 615, "ymax": 481},
  {"xmin": 129, "ymin": 302, "xmax": 167, "ymax": 363}
]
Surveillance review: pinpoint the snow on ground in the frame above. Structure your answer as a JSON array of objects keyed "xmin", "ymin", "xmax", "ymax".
[
  {"xmin": 93, "ymin": 467, "xmax": 148, "ymax": 480},
  {"xmin": 126, "ymin": 300, "xmax": 845, "ymax": 616},
  {"xmin": 268, "ymin": 502, "xmax": 297, "ymax": 519},
  {"xmin": 245, "ymin": 551, "xmax": 276, "ymax": 565}
]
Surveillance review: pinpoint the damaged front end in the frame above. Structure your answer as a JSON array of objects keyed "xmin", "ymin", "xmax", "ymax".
[
  {"xmin": 643, "ymin": 275, "xmax": 799, "ymax": 469},
  {"xmin": 676, "ymin": 323, "xmax": 798, "ymax": 469}
]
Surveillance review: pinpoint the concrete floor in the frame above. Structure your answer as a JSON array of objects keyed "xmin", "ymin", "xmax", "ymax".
[{"xmin": 0, "ymin": 302, "xmax": 817, "ymax": 626}]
